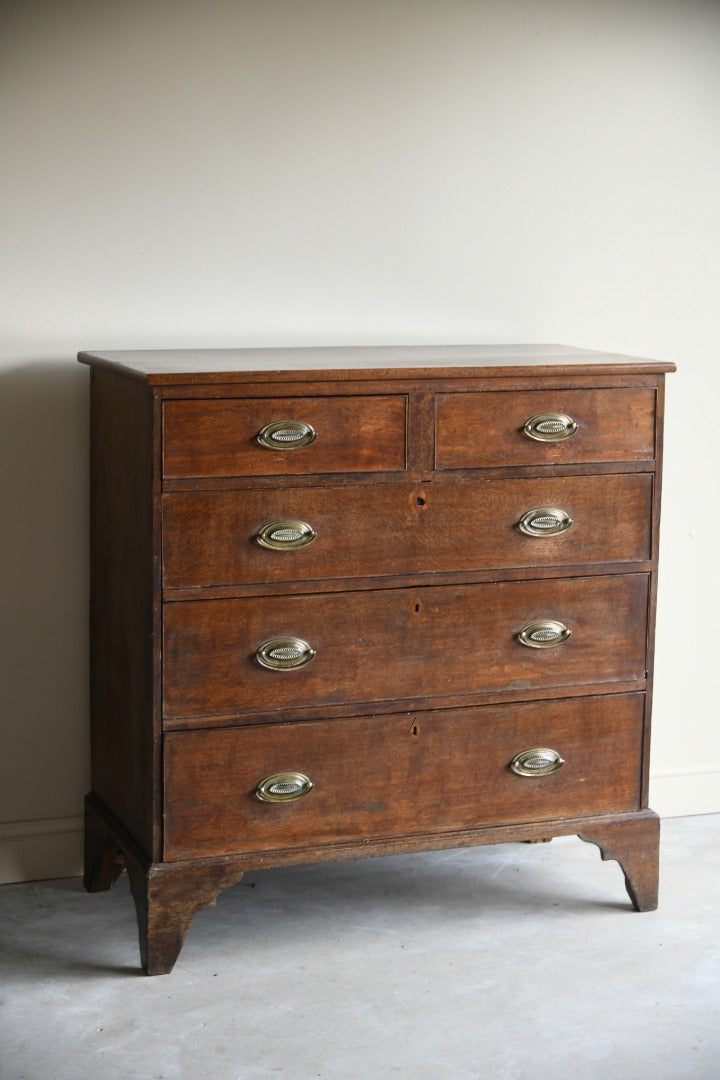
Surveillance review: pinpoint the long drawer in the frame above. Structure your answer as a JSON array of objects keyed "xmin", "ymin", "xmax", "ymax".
[
  {"xmin": 162, "ymin": 473, "xmax": 652, "ymax": 589},
  {"xmin": 162, "ymin": 574, "xmax": 648, "ymax": 721},
  {"xmin": 435, "ymin": 387, "xmax": 656, "ymax": 468},
  {"xmin": 163, "ymin": 693, "xmax": 644, "ymax": 859},
  {"xmin": 163, "ymin": 395, "xmax": 407, "ymax": 478}
]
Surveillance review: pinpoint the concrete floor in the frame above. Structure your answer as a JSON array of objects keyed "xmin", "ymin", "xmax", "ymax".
[{"xmin": 0, "ymin": 815, "xmax": 718, "ymax": 1080}]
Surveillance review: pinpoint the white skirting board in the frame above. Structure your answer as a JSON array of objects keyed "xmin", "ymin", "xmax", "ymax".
[
  {"xmin": 1, "ymin": 772, "xmax": 718, "ymax": 885},
  {"xmin": 649, "ymin": 766, "xmax": 720, "ymax": 820},
  {"xmin": 0, "ymin": 816, "xmax": 83, "ymax": 886}
]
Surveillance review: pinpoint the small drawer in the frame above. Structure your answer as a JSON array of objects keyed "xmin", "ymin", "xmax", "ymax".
[
  {"xmin": 162, "ymin": 472, "xmax": 653, "ymax": 589},
  {"xmin": 435, "ymin": 387, "xmax": 656, "ymax": 468},
  {"xmin": 162, "ymin": 574, "xmax": 648, "ymax": 721},
  {"xmin": 163, "ymin": 395, "xmax": 407, "ymax": 478},
  {"xmin": 163, "ymin": 693, "xmax": 644, "ymax": 858}
]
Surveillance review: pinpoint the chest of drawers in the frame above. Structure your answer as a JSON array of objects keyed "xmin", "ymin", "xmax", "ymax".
[{"xmin": 80, "ymin": 344, "xmax": 674, "ymax": 975}]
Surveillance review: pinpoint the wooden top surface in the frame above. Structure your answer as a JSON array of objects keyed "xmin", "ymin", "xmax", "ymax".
[{"xmin": 78, "ymin": 344, "xmax": 675, "ymax": 384}]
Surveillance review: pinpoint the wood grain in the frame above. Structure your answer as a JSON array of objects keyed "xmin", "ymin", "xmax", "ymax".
[
  {"xmin": 435, "ymin": 387, "xmax": 657, "ymax": 467},
  {"xmin": 162, "ymin": 473, "xmax": 652, "ymax": 589},
  {"xmin": 89, "ymin": 367, "xmax": 159, "ymax": 858},
  {"xmin": 85, "ymin": 790, "xmax": 659, "ymax": 974},
  {"xmin": 127, "ymin": 858, "xmax": 246, "ymax": 975},
  {"xmin": 578, "ymin": 812, "xmax": 660, "ymax": 911},
  {"xmin": 163, "ymin": 694, "xmax": 644, "ymax": 859},
  {"xmin": 162, "ymin": 574, "xmax": 649, "ymax": 720},
  {"xmin": 162, "ymin": 394, "xmax": 407, "ymax": 478},
  {"xmin": 78, "ymin": 344, "xmax": 676, "ymax": 385},
  {"xmin": 79, "ymin": 346, "xmax": 671, "ymax": 972}
]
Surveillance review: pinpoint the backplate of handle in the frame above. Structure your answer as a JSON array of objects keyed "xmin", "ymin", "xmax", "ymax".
[
  {"xmin": 256, "ymin": 771, "xmax": 314, "ymax": 802},
  {"xmin": 517, "ymin": 619, "xmax": 571, "ymax": 649},
  {"xmin": 523, "ymin": 412, "xmax": 578, "ymax": 442},
  {"xmin": 510, "ymin": 748, "xmax": 565, "ymax": 777},
  {"xmin": 517, "ymin": 506, "xmax": 573, "ymax": 537},
  {"xmin": 256, "ymin": 519, "xmax": 317, "ymax": 551},
  {"xmin": 256, "ymin": 419, "xmax": 316, "ymax": 450},
  {"xmin": 256, "ymin": 636, "xmax": 316, "ymax": 670}
]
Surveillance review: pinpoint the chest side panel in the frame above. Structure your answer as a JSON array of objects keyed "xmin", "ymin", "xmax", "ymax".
[{"xmin": 89, "ymin": 368, "xmax": 159, "ymax": 858}]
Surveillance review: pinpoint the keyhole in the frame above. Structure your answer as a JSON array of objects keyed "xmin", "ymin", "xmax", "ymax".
[
  {"xmin": 414, "ymin": 603, "xmax": 421, "ymax": 613},
  {"xmin": 411, "ymin": 723, "xmax": 419, "ymax": 736},
  {"xmin": 416, "ymin": 496, "xmax": 426, "ymax": 506}
]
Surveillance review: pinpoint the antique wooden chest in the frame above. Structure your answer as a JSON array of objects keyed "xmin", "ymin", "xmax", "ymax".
[{"xmin": 80, "ymin": 345, "xmax": 673, "ymax": 974}]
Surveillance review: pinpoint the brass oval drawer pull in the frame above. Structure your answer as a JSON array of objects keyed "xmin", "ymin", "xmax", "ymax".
[
  {"xmin": 523, "ymin": 412, "xmax": 578, "ymax": 442},
  {"xmin": 256, "ymin": 636, "xmax": 316, "ymax": 671},
  {"xmin": 517, "ymin": 619, "xmax": 571, "ymax": 649},
  {"xmin": 510, "ymin": 748, "xmax": 565, "ymax": 777},
  {"xmin": 256, "ymin": 771, "xmax": 314, "ymax": 802},
  {"xmin": 256, "ymin": 519, "xmax": 317, "ymax": 551},
  {"xmin": 518, "ymin": 506, "xmax": 573, "ymax": 537},
  {"xmin": 256, "ymin": 419, "xmax": 316, "ymax": 450}
]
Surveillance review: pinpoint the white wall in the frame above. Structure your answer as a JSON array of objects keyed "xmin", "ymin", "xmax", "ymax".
[{"xmin": 2, "ymin": 0, "xmax": 718, "ymax": 882}]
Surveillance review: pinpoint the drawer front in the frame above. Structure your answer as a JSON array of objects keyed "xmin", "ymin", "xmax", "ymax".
[
  {"xmin": 163, "ymin": 574, "xmax": 648, "ymax": 720},
  {"xmin": 163, "ymin": 395, "xmax": 407, "ymax": 478},
  {"xmin": 163, "ymin": 693, "xmax": 644, "ymax": 858},
  {"xmin": 163, "ymin": 473, "xmax": 652, "ymax": 589},
  {"xmin": 435, "ymin": 388, "xmax": 656, "ymax": 468}
]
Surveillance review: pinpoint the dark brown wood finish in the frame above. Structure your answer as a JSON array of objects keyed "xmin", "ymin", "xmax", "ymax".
[
  {"xmin": 162, "ymin": 473, "xmax": 652, "ymax": 589},
  {"xmin": 126, "ymin": 858, "xmax": 247, "ymax": 976},
  {"xmin": 163, "ymin": 394, "xmax": 407, "ymax": 478},
  {"xmin": 578, "ymin": 812, "xmax": 660, "ymax": 911},
  {"xmin": 83, "ymin": 795, "xmax": 125, "ymax": 894},
  {"xmin": 88, "ymin": 367, "xmax": 159, "ymax": 859},
  {"xmin": 81, "ymin": 346, "xmax": 672, "ymax": 973},
  {"xmin": 162, "ymin": 574, "xmax": 649, "ymax": 721},
  {"xmin": 641, "ymin": 375, "xmax": 667, "ymax": 809},
  {"xmin": 78, "ymin": 343, "xmax": 675, "ymax": 384},
  {"xmin": 85, "ymin": 793, "xmax": 659, "ymax": 972},
  {"xmin": 435, "ymin": 387, "xmax": 657, "ymax": 468},
  {"xmin": 84, "ymin": 794, "xmax": 245, "ymax": 974},
  {"xmin": 163, "ymin": 694, "xmax": 644, "ymax": 859}
]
